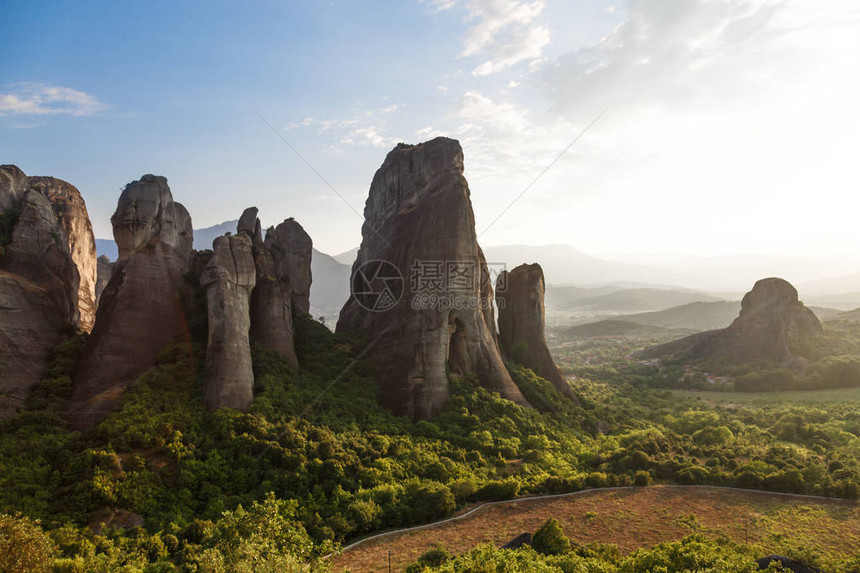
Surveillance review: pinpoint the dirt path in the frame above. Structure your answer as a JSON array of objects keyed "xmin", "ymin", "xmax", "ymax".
[{"xmin": 333, "ymin": 486, "xmax": 859, "ymax": 572}]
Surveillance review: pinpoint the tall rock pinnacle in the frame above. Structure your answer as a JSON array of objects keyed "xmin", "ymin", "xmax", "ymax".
[
  {"xmin": 69, "ymin": 175, "xmax": 193, "ymax": 428},
  {"xmin": 265, "ymin": 219, "xmax": 312, "ymax": 316},
  {"xmin": 337, "ymin": 137, "xmax": 529, "ymax": 420},
  {"xmin": 202, "ymin": 234, "xmax": 256, "ymax": 411},
  {"xmin": 240, "ymin": 208, "xmax": 300, "ymax": 368},
  {"xmin": 0, "ymin": 166, "xmax": 81, "ymax": 417},
  {"xmin": 496, "ymin": 264, "xmax": 578, "ymax": 402},
  {"xmin": 28, "ymin": 177, "xmax": 98, "ymax": 332}
]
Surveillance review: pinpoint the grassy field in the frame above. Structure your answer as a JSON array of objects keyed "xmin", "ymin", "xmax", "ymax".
[
  {"xmin": 332, "ymin": 486, "xmax": 860, "ymax": 572},
  {"xmin": 669, "ymin": 387, "xmax": 860, "ymax": 403}
]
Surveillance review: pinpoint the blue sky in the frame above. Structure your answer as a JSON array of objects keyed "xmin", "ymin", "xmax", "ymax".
[{"xmin": 3, "ymin": 0, "xmax": 860, "ymax": 276}]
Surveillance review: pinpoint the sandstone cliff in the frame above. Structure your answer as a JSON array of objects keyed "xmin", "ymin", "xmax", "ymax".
[
  {"xmin": 202, "ymin": 234, "xmax": 256, "ymax": 411},
  {"xmin": 95, "ymin": 255, "xmax": 114, "ymax": 306},
  {"xmin": 640, "ymin": 277, "xmax": 823, "ymax": 373},
  {"xmin": 0, "ymin": 166, "xmax": 83, "ymax": 418},
  {"xmin": 265, "ymin": 219, "xmax": 312, "ymax": 316},
  {"xmin": 70, "ymin": 175, "xmax": 193, "ymax": 428},
  {"xmin": 336, "ymin": 138, "xmax": 529, "ymax": 420},
  {"xmin": 241, "ymin": 208, "xmax": 299, "ymax": 368},
  {"xmin": 29, "ymin": 177, "xmax": 98, "ymax": 332},
  {"xmin": 496, "ymin": 264, "xmax": 578, "ymax": 401}
]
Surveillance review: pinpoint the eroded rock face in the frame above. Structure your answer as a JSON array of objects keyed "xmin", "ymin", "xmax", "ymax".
[
  {"xmin": 202, "ymin": 234, "xmax": 256, "ymax": 411},
  {"xmin": 496, "ymin": 264, "xmax": 578, "ymax": 401},
  {"xmin": 70, "ymin": 175, "xmax": 193, "ymax": 428},
  {"xmin": 241, "ymin": 209, "xmax": 299, "ymax": 368},
  {"xmin": 95, "ymin": 255, "xmax": 114, "ymax": 306},
  {"xmin": 336, "ymin": 137, "xmax": 529, "ymax": 420},
  {"xmin": 29, "ymin": 176, "xmax": 98, "ymax": 332},
  {"xmin": 641, "ymin": 277, "xmax": 823, "ymax": 373},
  {"xmin": 266, "ymin": 219, "xmax": 312, "ymax": 316},
  {"xmin": 237, "ymin": 206, "xmax": 259, "ymax": 237},
  {"xmin": 0, "ymin": 170, "xmax": 80, "ymax": 417},
  {"xmin": 0, "ymin": 164, "xmax": 28, "ymax": 212}
]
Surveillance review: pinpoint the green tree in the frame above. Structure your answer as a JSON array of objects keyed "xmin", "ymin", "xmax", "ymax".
[
  {"xmin": 532, "ymin": 518, "xmax": 571, "ymax": 556},
  {"xmin": 0, "ymin": 513, "xmax": 53, "ymax": 573}
]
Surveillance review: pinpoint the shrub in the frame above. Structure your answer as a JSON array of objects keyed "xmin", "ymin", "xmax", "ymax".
[
  {"xmin": 476, "ymin": 479, "xmax": 520, "ymax": 501},
  {"xmin": 532, "ymin": 518, "xmax": 571, "ymax": 556},
  {"xmin": 0, "ymin": 513, "xmax": 53, "ymax": 573}
]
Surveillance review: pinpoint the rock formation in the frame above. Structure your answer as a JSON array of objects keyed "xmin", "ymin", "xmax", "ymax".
[
  {"xmin": 266, "ymin": 219, "xmax": 313, "ymax": 316},
  {"xmin": 241, "ymin": 209, "xmax": 299, "ymax": 368},
  {"xmin": 95, "ymin": 255, "xmax": 114, "ymax": 306},
  {"xmin": 28, "ymin": 177, "xmax": 98, "ymax": 332},
  {"xmin": 237, "ymin": 207, "xmax": 260, "ymax": 239},
  {"xmin": 336, "ymin": 137, "xmax": 529, "ymax": 420},
  {"xmin": 0, "ymin": 166, "xmax": 84, "ymax": 417},
  {"xmin": 496, "ymin": 264, "xmax": 578, "ymax": 401},
  {"xmin": 640, "ymin": 277, "xmax": 823, "ymax": 373},
  {"xmin": 202, "ymin": 234, "xmax": 256, "ymax": 411},
  {"xmin": 0, "ymin": 164, "xmax": 28, "ymax": 212},
  {"xmin": 69, "ymin": 175, "xmax": 193, "ymax": 428}
]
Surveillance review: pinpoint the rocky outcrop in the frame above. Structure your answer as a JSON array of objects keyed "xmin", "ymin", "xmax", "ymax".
[
  {"xmin": 266, "ymin": 219, "xmax": 312, "ymax": 316},
  {"xmin": 336, "ymin": 137, "xmax": 529, "ymax": 420},
  {"xmin": 0, "ymin": 164, "xmax": 28, "ymax": 212},
  {"xmin": 202, "ymin": 234, "xmax": 256, "ymax": 411},
  {"xmin": 755, "ymin": 555, "xmax": 822, "ymax": 573},
  {"xmin": 496, "ymin": 264, "xmax": 578, "ymax": 401},
  {"xmin": 237, "ymin": 206, "xmax": 260, "ymax": 239},
  {"xmin": 29, "ymin": 177, "xmax": 98, "ymax": 332},
  {"xmin": 500, "ymin": 533, "xmax": 533, "ymax": 550},
  {"xmin": 241, "ymin": 209, "xmax": 299, "ymax": 368},
  {"xmin": 95, "ymin": 255, "xmax": 114, "ymax": 306},
  {"xmin": 641, "ymin": 277, "xmax": 823, "ymax": 373},
  {"xmin": 70, "ymin": 175, "xmax": 193, "ymax": 428},
  {"xmin": 0, "ymin": 166, "xmax": 82, "ymax": 418}
]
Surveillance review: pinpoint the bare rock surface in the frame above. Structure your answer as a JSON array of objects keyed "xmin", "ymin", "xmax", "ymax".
[
  {"xmin": 496, "ymin": 264, "xmax": 578, "ymax": 401},
  {"xmin": 0, "ymin": 166, "xmax": 81, "ymax": 418},
  {"xmin": 70, "ymin": 175, "xmax": 193, "ymax": 428},
  {"xmin": 337, "ymin": 137, "xmax": 529, "ymax": 420},
  {"xmin": 266, "ymin": 219, "xmax": 312, "ymax": 316},
  {"xmin": 202, "ymin": 233, "xmax": 256, "ymax": 411},
  {"xmin": 241, "ymin": 208, "xmax": 299, "ymax": 367},
  {"xmin": 95, "ymin": 255, "xmax": 114, "ymax": 306},
  {"xmin": 0, "ymin": 164, "xmax": 28, "ymax": 212},
  {"xmin": 641, "ymin": 277, "xmax": 823, "ymax": 373},
  {"xmin": 29, "ymin": 176, "xmax": 98, "ymax": 332}
]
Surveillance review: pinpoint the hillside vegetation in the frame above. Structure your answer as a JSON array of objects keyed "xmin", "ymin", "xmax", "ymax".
[{"xmin": 1, "ymin": 313, "xmax": 860, "ymax": 570}]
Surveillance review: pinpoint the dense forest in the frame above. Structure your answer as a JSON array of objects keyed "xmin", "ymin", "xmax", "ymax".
[{"xmin": 2, "ymin": 311, "xmax": 860, "ymax": 571}]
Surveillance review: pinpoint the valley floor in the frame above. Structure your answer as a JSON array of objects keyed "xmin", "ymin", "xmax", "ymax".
[{"xmin": 333, "ymin": 485, "xmax": 860, "ymax": 572}]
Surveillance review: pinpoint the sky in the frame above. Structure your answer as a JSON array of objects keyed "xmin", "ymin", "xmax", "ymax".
[{"xmin": 2, "ymin": 0, "xmax": 860, "ymax": 278}]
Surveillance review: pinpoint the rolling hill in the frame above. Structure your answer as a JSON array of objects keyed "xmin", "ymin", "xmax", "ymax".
[{"xmin": 545, "ymin": 285, "xmax": 722, "ymax": 313}]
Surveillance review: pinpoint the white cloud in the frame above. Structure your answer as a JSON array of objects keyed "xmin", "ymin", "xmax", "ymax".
[
  {"xmin": 421, "ymin": 0, "xmax": 458, "ymax": 12},
  {"xmin": 430, "ymin": 0, "xmax": 550, "ymax": 76},
  {"xmin": 285, "ymin": 105, "xmax": 402, "ymax": 148},
  {"xmin": 0, "ymin": 83, "xmax": 106, "ymax": 117},
  {"xmin": 544, "ymin": 0, "xmax": 814, "ymax": 114},
  {"xmin": 454, "ymin": 0, "xmax": 860, "ymax": 260}
]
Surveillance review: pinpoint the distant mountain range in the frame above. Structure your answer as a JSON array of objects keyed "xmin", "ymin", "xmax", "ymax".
[
  {"xmin": 545, "ymin": 285, "xmax": 722, "ymax": 313},
  {"xmin": 96, "ymin": 220, "xmax": 352, "ymax": 319},
  {"xmin": 550, "ymin": 320, "xmax": 691, "ymax": 340},
  {"xmin": 94, "ymin": 237, "xmax": 860, "ymax": 325}
]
